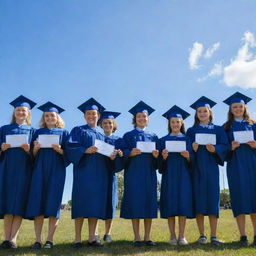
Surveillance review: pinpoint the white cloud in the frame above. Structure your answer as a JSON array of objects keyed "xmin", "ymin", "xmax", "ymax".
[
  {"xmin": 223, "ymin": 31, "xmax": 256, "ymax": 88},
  {"xmin": 204, "ymin": 42, "xmax": 220, "ymax": 59},
  {"xmin": 189, "ymin": 42, "xmax": 204, "ymax": 70},
  {"xmin": 197, "ymin": 62, "xmax": 223, "ymax": 82}
]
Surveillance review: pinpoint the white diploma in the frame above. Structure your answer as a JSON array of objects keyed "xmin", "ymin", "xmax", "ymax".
[
  {"xmin": 38, "ymin": 135, "xmax": 60, "ymax": 148},
  {"xmin": 233, "ymin": 130, "xmax": 254, "ymax": 143},
  {"xmin": 136, "ymin": 141, "xmax": 156, "ymax": 153},
  {"xmin": 195, "ymin": 133, "xmax": 216, "ymax": 145},
  {"xmin": 165, "ymin": 141, "xmax": 186, "ymax": 152},
  {"xmin": 95, "ymin": 139, "xmax": 115, "ymax": 157},
  {"xmin": 6, "ymin": 134, "xmax": 29, "ymax": 147}
]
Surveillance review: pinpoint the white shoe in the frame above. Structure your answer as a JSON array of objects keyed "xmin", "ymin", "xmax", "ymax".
[
  {"xmin": 169, "ymin": 238, "xmax": 177, "ymax": 245},
  {"xmin": 178, "ymin": 238, "xmax": 189, "ymax": 245}
]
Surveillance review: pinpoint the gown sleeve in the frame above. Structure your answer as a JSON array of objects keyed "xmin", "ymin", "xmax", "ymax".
[
  {"xmin": 157, "ymin": 137, "xmax": 167, "ymax": 174},
  {"xmin": 61, "ymin": 129, "xmax": 71, "ymax": 167},
  {"xmin": 65, "ymin": 126, "xmax": 88, "ymax": 166},
  {"xmin": 114, "ymin": 137, "xmax": 125, "ymax": 173}
]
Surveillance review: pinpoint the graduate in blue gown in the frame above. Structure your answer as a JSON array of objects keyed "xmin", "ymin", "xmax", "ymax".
[
  {"xmin": 223, "ymin": 92, "xmax": 256, "ymax": 245},
  {"xmin": 66, "ymin": 98, "xmax": 117, "ymax": 247},
  {"xmin": 158, "ymin": 106, "xmax": 193, "ymax": 246},
  {"xmin": 121, "ymin": 101, "xmax": 159, "ymax": 246},
  {"xmin": 96, "ymin": 111, "xmax": 124, "ymax": 243},
  {"xmin": 26, "ymin": 102, "xmax": 70, "ymax": 249},
  {"xmin": 186, "ymin": 96, "xmax": 229, "ymax": 245},
  {"xmin": 0, "ymin": 95, "xmax": 36, "ymax": 249}
]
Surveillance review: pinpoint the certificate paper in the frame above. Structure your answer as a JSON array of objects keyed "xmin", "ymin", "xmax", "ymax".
[
  {"xmin": 38, "ymin": 135, "xmax": 60, "ymax": 148},
  {"xmin": 6, "ymin": 134, "xmax": 29, "ymax": 147},
  {"xmin": 136, "ymin": 141, "xmax": 156, "ymax": 153},
  {"xmin": 165, "ymin": 141, "xmax": 186, "ymax": 152},
  {"xmin": 233, "ymin": 131, "xmax": 254, "ymax": 143},
  {"xmin": 195, "ymin": 133, "xmax": 216, "ymax": 145},
  {"xmin": 95, "ymin": 139, "xmax": 115, "ymax": 157}
]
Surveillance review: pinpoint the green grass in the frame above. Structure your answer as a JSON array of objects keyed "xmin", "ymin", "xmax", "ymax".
[{"xmin": 1, "ymin": 210, "xmax": 256, "ymax": 256}]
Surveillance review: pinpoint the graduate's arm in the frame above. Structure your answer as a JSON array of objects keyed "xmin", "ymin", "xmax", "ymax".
[
  {"xmin": 113, "ymin": 138, "xmax": 125, "ymax": 173},
  {"xmin": 60, "ymin": 130, "xmax": 71, "ymax": 167},
  {"xmin": 65, "ymin": 127, "xmax": 88, "ymax": 165},
  {"xmin": 151, "ymin": 134, "xmax": 159, "ymax": 170},
  {"xmin": 157, "ymin": 138, "xmax": 167, "ymax": 174},
  {"xmin": 211, "ymin": 127, "xmax": 230, "ymax": 166}
]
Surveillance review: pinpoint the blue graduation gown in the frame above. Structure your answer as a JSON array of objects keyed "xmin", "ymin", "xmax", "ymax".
[
  {"xmin": 158, "ymin": 134, "xmax": 194, "ymax": 219},
  {"xmin": 104, "ymin": 135, "xmax": 124, "ymax": 219},
  {"xmin": 187, "ymin": 124, "xmax": 229, "ymax": 217},
  {"xmin": 0, "ymin": 124, "xmax": 35, "ymax": 218},
  {"xmin": 120, "ymin": 128, "xmax": 158, "ymax": 219},
  {"xmin": 225, "ymin": 120, "xmax": 256, "ymax": 217},
  {"xmin": 26, "ymin": 128, "xmax": 70, "ymax": 219},
  {"xmin": 66, "ymin": 125, "xmax": 111, "ymax": 219}
]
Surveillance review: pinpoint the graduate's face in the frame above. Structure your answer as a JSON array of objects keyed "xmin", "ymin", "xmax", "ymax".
[
  {"xmin": 84, "ymin": 110, "xmax": 100, "ymax": 126},
  {"xmin": 196, "ymin": 106, "xmax": 211, "ymax": 123},
  {"xmin": 44, "ymin": 112, "xmax": 58, "ymax": 128},
  {"xmin": 135, "ymin": 112, "xmax": 149, "ymax": 128},
  {"xmin": 169, "ymin": 117, "xmax": 183, "ymax": 133},
  {"xmin": 14, "ymin": 106, "xmax": 29, "ymax": 122},
  {"xmin": 231, "ymin": 103, "xmax": 245, "ymax": 119},
  {"xmin": 101, "ymin": 119, "xmax": 114, "ymax": 134}
]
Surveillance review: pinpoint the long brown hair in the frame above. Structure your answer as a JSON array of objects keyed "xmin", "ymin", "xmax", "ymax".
[
  {"xmin": 168, "ymin": 118, "xmax": 186, "ymax": 134},
  {"xmin": 223, "ymin": 105, "xmax": 254, "ymax": 130},
  {"xmin": 193, "ymin": 107, "xmax": 213, "ymax": 126}
]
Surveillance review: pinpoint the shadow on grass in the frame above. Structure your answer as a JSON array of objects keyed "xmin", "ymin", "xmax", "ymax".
[{"xmin": 0, "ymin": 240, "xmax": 255, "ymax": 256}]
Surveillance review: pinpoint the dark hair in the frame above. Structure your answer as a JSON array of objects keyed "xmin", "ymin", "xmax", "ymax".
[
  {"xmin": 98, "ymin": 118, "xmax": 118, "ymax": 133},
  {"xmin": 223, "ymin": 104, "xmax": 254, "ymax": 130},
  {"xmin": 168, "ymin": 118, "xmax": 186, "ymax": 134},
  {"xmin": 193, "ymin": 107, "xmax": 213, "ymax": 126},
  {"xmin": 132, "ymin": 113, "xmax": 149, "ymax": 128}
]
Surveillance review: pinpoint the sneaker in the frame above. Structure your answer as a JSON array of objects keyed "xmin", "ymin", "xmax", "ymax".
[
  {"xmin": 169, "ymin": 238, "xmax": 178, "ymax": 245},
  {"xmin": 144, "ymin": 240, "xmax": 156, "ymax": 246},
  {"xmin": 9, "ymin": 241, "xmax": 18, "ymax": 249},
  {"xmin": 133, "ymin": 241, "xmax": 142, "ymax": 247},
  {"xmin": 31, "ymin": 242, "xmax": 42, "ymax": 249},
  {"xmin": 197, "ymin": 235, "xmax": 207, "ymax": 244},
  {"xmin": 1, "ymin": 240, "xmax": 11, "ymax": 249},
  {"xmin": 240, "ymin": 235, "xmax": 248, "ymax": 246},
  {"xmin": 178, "ymin": 238, "xmax": 189, "ymax": 245},
  {"xmin": 103, "ymin": 234, "xmax": 112, "ymax": 243},
  {"xmin": 95, "ymin": 235, "xmax": 100, "ymax": 243},
  {"xmin": 88, "ymin": 240, "xmax": 104, "ymax": 247},
  {"xmin": 43, "ymin": 241, "xmax": 53, "ymax": 249},
  {"xmin": 210, "ymin": 237, "xmax": 223, "ymax": 246}
]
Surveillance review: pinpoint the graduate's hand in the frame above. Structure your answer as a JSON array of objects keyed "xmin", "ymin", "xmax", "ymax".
[
  {"xmin": 130, "ymin": 148, "xmax": 141, "ymax": 157},
  {"xmin": 231, "ymin": 141, "xmax": 240, "ymax": 151},
  {"xmin": 85, "ymin": 146, "xmax": 98, "ymax": 154},
  {"xmin": 162, "ymin": 149, "xmax": 168, "ymax": 160},
  {"xmin": 1, "ymin": 143, "xmax": 11, "ymax": 151},
  {"xmin": 117, "ymin": 149, "xmax": 123, "ymax": 157},
  {"xmin": 152, "ymin": 149, "xmax": 159, "ymax": 158},
  {"xmin": 246, "ymin": 140, "xmax": 256, "ymax": 149},
  {"xmin": 21, "ymin": 144, "xmax": 30, "ymax": 153},
  {"xmin": 52, "ymin": 144, "xmax": 63, "ymax": 154},
  {"xmin": 206, "ymin": 144, "xmax": 216, "ymax": 153},
  {"xmin": 110, "ymin": 150, "xmax": 117, "ymax": 160},
  {"xmin": 181, "ymin": 150, "xmax": 190, "ymax": 160},
  {"xmin": 33, "ymin": 141, "xmax": 41, "ymax": 155},
  {"xmin": 192, "ymin": 142, "xmax": 198, "ymax": 152}
]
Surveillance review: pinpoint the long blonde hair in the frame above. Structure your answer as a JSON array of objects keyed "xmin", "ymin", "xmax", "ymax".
[
  {"xmin": 11, "ymin": 109, "xmax": 31, "ymax": 125},
  {"xmin": 39, "ymin": 112, "xmax": 65, "ymax": 128}
]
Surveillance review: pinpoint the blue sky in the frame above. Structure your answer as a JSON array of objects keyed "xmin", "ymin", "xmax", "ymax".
[{"xmin": 1, "ymin": 0, "xmax": 256, "ymax": 203}]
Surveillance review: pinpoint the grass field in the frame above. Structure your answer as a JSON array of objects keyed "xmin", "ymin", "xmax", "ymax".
[{"xmin": 1, "ymin": 210, "xmax": 256, "ymax": 256}]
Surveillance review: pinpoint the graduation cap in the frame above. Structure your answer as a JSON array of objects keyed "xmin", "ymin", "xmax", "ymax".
[
  {"xmin": 9, "ymin": 95, "xmax": 36, "ymax": 110},
  {"xmin": 223, "ymin": 92, "xmax": 252, "ymax": 105},
  {"xmin": 162, "ymin": 105, "xmax": 190, "ymax": 120},
  {"xmin": 129, "ymin": 101, "xmax": 155, "ymax": 116},
  {"xmin": 190, "ymin": 96, "xmax": 216, "ymax": 110},
  {"xmin": 38, "ymin": 101, "xmax": 65, "ymax": 114},
  {"xmin": 77, "ymin": 98, "xmax": 105, "ymax": 113},
  {"xmin": 100, "ymin": 111, "xmax": 121, "ymax": 120}
]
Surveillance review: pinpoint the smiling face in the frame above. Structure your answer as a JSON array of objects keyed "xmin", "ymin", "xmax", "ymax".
[
  {"xmin": 135, "ymin": 112, "xmax": 149, "ymax": 129},
  {"xmin": 169, "ymin": 117, "xmax": 183, "ymax": 134},
  {"xmin": 196, "ymin": 106, "xmax": 211, "ymax": 124},
  {"xmin": 44, "ymin": 111, "xmax": 58, "ymax": 128},
  {"xmin": 230, "ymin": 103, "xmax": 245, "ymax": 119},
  {"xmin": 101, "ymin": 118, "xmax": 114, "ymax": 134},
  {"xmin": 14, "ymin": 106, "xmax": 30, "ymax": 124},
  {"xmin": 84, "ymin": 110, "xmax": 100, "ymax": 127}
]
